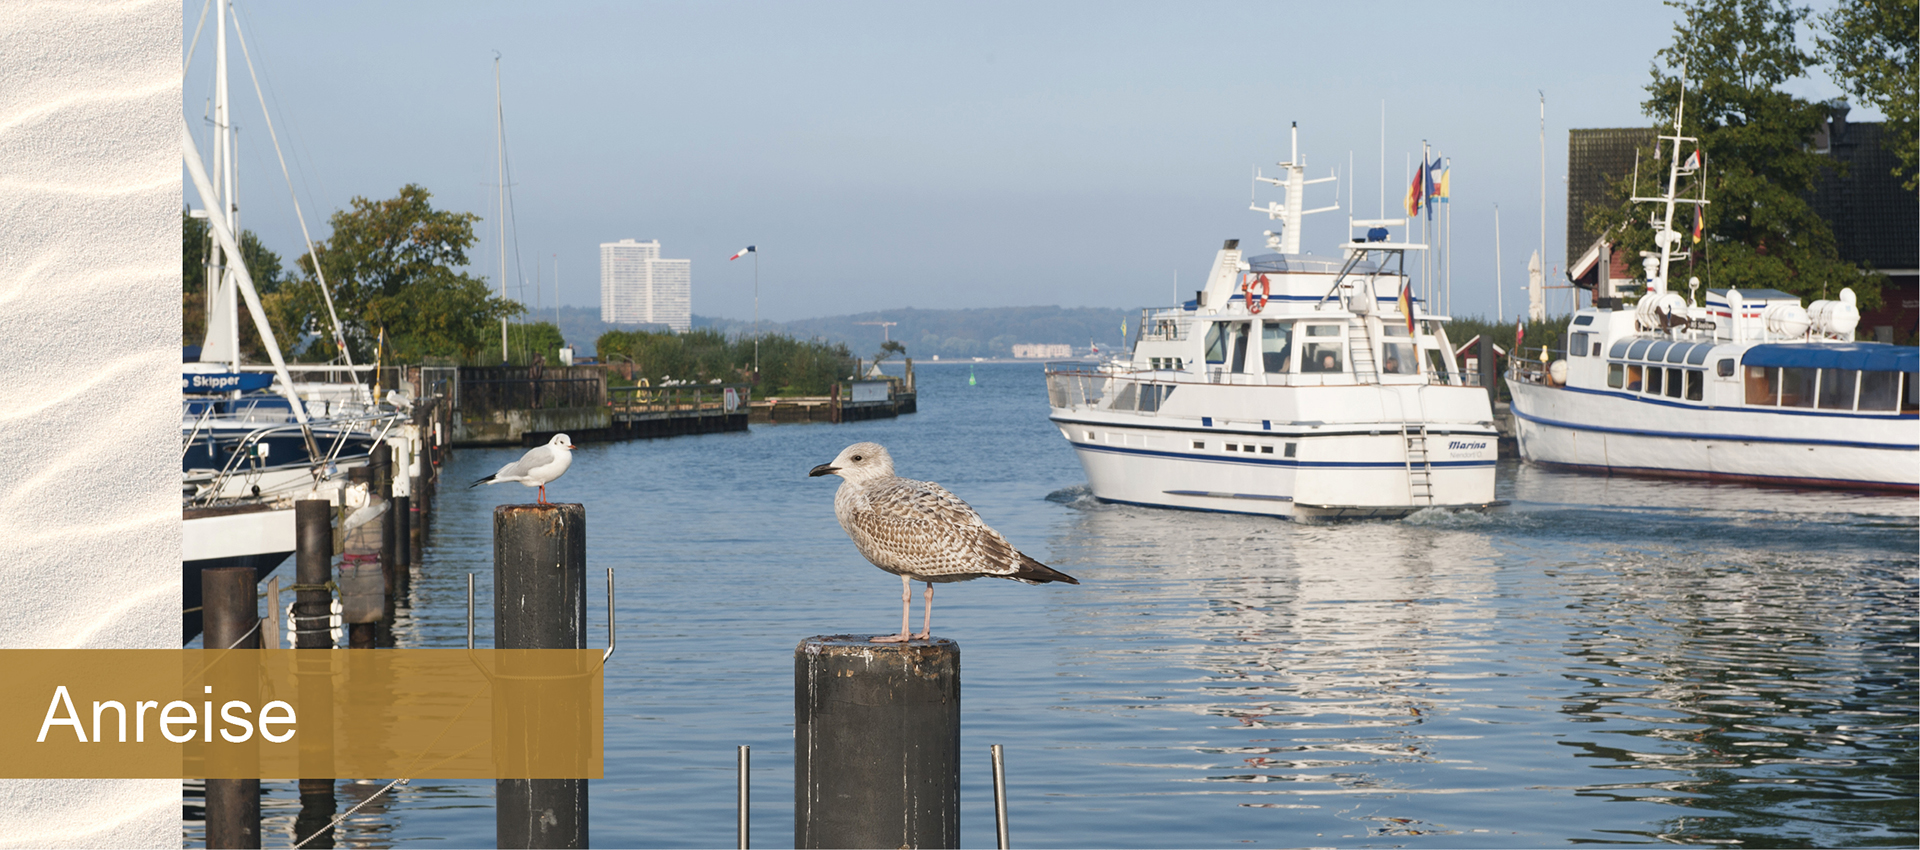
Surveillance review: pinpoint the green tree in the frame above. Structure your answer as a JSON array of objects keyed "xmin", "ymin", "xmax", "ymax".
[
  {"xmin": 1813, "ymin": 0, "xmax": 1917, "ymax": 189},
  {"xmin": 182, "ymin": 209, "xmax": 284, "ymax": 353},
  {"xmin": 501, "ymin": 321, "xmax": 566, "ymax": 365},
  {"xmin": 273, "ymin": 185, "xmax": 520, "ymax": 363},
  {"xmin": 596, "ymin": 329, "xmax": 851, "ymax": 396},
  {"xmin": 1585, "ymin": 0, "xmax": 1882, "ymax": 307}
]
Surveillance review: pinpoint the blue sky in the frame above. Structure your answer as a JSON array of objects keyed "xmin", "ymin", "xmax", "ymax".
[{"xmin": 190, "ymin": 0, "xmax": 1873, "ymax": 326}]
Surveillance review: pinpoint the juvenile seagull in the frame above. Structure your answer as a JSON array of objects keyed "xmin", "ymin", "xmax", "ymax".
[
  {"xmin": 810, "ymin": 441, "xmax": 1078, "ymax": 643},
  {"xmin": 471, "ymin": 433, "xmax": 575, "ymax": 504}
]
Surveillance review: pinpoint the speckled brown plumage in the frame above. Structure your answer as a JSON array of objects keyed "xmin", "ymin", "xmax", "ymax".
[{"xmin": 809, "ymin": 441, "xmax": 1077, "ymax": 641}]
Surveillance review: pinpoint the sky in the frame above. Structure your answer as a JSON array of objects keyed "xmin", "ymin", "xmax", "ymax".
[{"xmin": 187, "ymin": 0, "xmax": 1876, "ymax": 327}]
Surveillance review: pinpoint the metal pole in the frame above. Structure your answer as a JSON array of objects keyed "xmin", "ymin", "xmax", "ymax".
[
  {"xmin": 991, "ymin": 744, "xmax": 1009, "ymax": 850},
  {"xmin": 494, "ymin": 503, "xmax": 588, "ymax": 849},
  {"xmin": 737, "ymin": 745, "xmax": 750, "ymax": 850},
  {"xmin": 753, "ymin": 250, "xmax": 760, "ymax": 377},
  {"xmin": 203, "ymin": 565, "xmax": 261, "ymax": 849},
  {"xmin": 794, "ymin": 636, "xmax": 959, "ymax": 849}
]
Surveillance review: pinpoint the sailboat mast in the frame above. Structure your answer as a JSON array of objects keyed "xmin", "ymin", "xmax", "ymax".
[
  {"xmin": 216, "ymin": 0, "xmax": 240, "ymax": 373},
  {"xmin": 496, "ymin": 54, "xmax": 508, "ymax": 364},
  {"xmin": 1654, "ymin": 81, "xmax": 1689, "ymax": 293}
]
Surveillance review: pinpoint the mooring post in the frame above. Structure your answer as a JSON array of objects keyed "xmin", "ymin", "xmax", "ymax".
[
  {"xmin": 737, "ymin": 745, "xmax": 750, "ymax": 850},
  {"xmin": 342, "ymin": 466, "xmax": 381, "ymax": 650},
  {"xmin": 1479, "ymin": 334, "xmax": 1497, "ymax": 406},
  {"xmin": 390, "ymin": 435, "xmax": 411, "ymax": 574},
  {"xmin": 202, "ymin": 566, "xmax": 262, "ymax": 849},
  {"xmin": 293, "ymin": 500, "xmax": 337, "ymax": 845},
  {"xmin": 794, "ymin": 636, "xmax": 960, "ymax": 849},
  {"xmin": 494, "ymin": 502, "xmax": 588, "ymax": 849},
  {"xmin": 372, "ymin": 443, "xmax": 396, "ymax": 593}
]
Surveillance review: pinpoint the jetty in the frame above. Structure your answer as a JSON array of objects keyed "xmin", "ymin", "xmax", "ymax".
[
  {"xmin": 440, "ymin": 365, "xmax": 748, "ymax": 447},
  {"xmin": 752, "ymin": 361, "xmax": 918, "ymax": 424}
]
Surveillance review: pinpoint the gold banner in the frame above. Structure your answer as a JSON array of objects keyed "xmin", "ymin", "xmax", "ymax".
[{"xmin": 0, "ymin": 650, "xmax": 602, "ymax": 779}]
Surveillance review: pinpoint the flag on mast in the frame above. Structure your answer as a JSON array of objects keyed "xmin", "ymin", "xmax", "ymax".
[
  {"xmin": 1428, "ymin": 156, "xmax": 1446, "ymax": 204},
  {"xmin": 1691, "ymin": 203, "xmax": 1703, "ymax": 244},
  {"xmin": 1682, "ymin": 149, "xmax": 1701, "ymax": 171},
  {"xmin": 1403, "ymin": 164, "xmax": 1424, "ymax": 217},
  {"xmin": 728, "ymin": 245, "xmax": 756, "ymax": 260},
  {"xmin": 1397, "ymin": 279, "xmax": 1416, "ymax": 334}
]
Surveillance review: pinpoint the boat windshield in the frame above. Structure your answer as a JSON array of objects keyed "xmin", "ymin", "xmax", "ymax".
[
  {"xmin": 1203, "ymin": 324, "xmax": 1227, "ymax": 364},
  {"xmin": 1301, "ymin": 324, "xmax": 1343, "ymax": 373},
  {"xmin": 1261, "ymin": 321, "xmax": 1292, "ymax": 373}
]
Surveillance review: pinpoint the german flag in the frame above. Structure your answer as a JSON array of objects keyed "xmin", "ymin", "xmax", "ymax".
[{"xmin": 1398, "ymin": 280, "xmax": 1415, "ymax": 334}]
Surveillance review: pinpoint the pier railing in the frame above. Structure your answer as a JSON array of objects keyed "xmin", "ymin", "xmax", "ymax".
[
  {"xmin": 609, "ymin": 383, "xmax": 749, "ymax": 416},
  {"xmin": 458, "ymin": 366, "xmax": 607, "ymax": 412}
]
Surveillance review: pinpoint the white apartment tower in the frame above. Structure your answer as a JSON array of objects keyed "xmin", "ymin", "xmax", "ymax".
[{"xmin": 600, "ymin": 238, "xmax": 691, "ymax": 331}]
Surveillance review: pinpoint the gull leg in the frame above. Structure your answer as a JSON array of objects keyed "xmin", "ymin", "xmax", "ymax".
[
  {"xmin": 871, "ymin": 574, "xmax": 913, "ymax": 643},
  {"xmin": 537, "ymin": 484, "xmax": 548, "ymax": 505},
  {"xmin": 914, "ymin": 581, "xmax": 934, "ymax": 640}
]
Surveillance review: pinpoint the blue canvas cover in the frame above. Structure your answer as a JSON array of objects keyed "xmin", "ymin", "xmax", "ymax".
[{"xmin": 1742, "ymin": 343, "xmax": 1919, "ymax": 373}]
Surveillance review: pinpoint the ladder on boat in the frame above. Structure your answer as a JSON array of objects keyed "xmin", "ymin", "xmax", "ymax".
[
  {"xmin": 1403, "ymin": 424, "xmax": 1435, "ymax": 506},
  {"xmin": 1349, "ymin": 318, "xmax": 1379, "ymax": 383}
]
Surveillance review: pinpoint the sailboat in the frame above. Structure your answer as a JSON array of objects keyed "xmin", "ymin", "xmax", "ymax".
[{"xmin": 180, "ymin": 0, "xmax": 405, "ymax": 640}]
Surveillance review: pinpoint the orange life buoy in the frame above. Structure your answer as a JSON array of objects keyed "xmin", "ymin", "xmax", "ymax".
[{"xmin": 1242, "ymin": 273, "xmax": 1270, "ymax": 314}]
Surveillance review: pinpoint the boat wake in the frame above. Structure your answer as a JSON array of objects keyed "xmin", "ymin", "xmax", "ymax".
[{"xmin": 1045, "ymin": 484, "xmax": 1111, "ymax": 511}]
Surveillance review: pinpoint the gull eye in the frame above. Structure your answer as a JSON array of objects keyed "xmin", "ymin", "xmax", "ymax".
[{"xmin": 851, "ymin": 455, "xmax": 863, "ymax": 462}]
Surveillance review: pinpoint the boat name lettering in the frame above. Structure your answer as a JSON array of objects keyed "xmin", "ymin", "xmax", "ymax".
[{"xmin": 1447, "ymin": 440, "xmax": 1488, "ymax": 450}]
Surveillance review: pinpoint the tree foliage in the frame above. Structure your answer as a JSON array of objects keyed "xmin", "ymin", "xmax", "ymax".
[
  {"xmin": 1813, "ymin": 0, "xmax": 1918, "ymax": 189},
  {"xmin": 502, "ymin": 321, "xmax": 567, "ymax": 366},
  {"xmin": 596, "ymin": 328, "xmax": 853, "ymax": 396},
  {"xmin": 182, "ymin": 209, "xmax": 284, "ymax": 353},
  {"xmin": 270, "ymin": 185, "xmax": 520, "ymax": 364},
  {"xmin": 1584, "ymin": 0, "xmax": 1883, "ymax": 307}
]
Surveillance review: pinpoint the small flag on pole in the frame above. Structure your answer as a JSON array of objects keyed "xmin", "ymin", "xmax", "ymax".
[
  {"xmin": 1428, "ymin": 156, "xmax": 1446, "ymax": 202},
  {"xmin": 1397, "ymin": 279, "xmax": 1416, "ymax": 334},
  {"xmin": 1682, "ymin": 149, "xmax": 1700, "ymax": 171},
  {"xmin": 1403, "ymin": 166, "xmax": 1424, "ymax": 217},
  {"xmin": 1436, "ymin": 161, "xmax": 1450, "ymax": 203},
  {"xmin": 729, "ymin": 245, "xmax": 756, "ymax": 261},
  {"xmin": 1691, "ymin": 204, "xmax": 1703, "ymax": 244}
]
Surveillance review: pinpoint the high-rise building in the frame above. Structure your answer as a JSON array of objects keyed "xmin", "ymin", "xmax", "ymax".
[{"xmin": 600, "ymin": 238, "xmax": 691, "ymax": 331}]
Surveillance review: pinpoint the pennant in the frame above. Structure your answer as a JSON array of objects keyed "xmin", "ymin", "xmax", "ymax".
[
  {"xmin": 728, "ymin": 245, "xmax": 756, "ymax": 260},
  {"xmin": 1691, "ymin": 204, "xmax": 1703, "ymax": 243},
  {"xmin": 1682, "ymin": 149, "xmax": 1701, "ymax": 171},
  {"xmin": 1515, "ymin": 320, "xmax": 1525, "ymax": 353}
]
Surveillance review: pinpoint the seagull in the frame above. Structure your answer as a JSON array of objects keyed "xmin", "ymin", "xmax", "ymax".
[
  {"xmin": 470, "ymin": 433, "xmax": 575, "ymax": 504},
  {"xmin": 809, "ymin": 441, "xmax": 1078, "ymax": 643}
]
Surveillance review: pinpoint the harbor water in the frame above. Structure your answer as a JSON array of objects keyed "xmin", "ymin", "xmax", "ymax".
[{"xmin": 208, "ymin": 361, "xmax": 1916, "ymax": 848}]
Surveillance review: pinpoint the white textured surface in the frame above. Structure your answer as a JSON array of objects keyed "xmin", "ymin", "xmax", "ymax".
[{"xmin": 0, "ymin": 0, "xmax": 180, "ymax": 846}]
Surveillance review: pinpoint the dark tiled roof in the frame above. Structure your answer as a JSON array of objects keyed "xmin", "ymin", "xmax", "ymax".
[
  {"xmin": 1808, "ymin": 120, "xmax": 1918, "ymax": 272},
  {"xmin": 1567, "ymin": 128, "xmax": 1654, "ymax": 268},
  {"xmin": 1567, "ymin": 120, "xmax": 1917, "ymax": 272}
]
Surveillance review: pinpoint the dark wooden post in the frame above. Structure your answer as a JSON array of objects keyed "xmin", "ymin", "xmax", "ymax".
[
  {"xmin": 795, "ymin": 636, "xmax": 960, "ymax": 849},
  {"xmin": 1479, "ymin": 334, "xmax": 1498, "ymax": 405},
  {"xmin": 494, "ymin": 503, "xmax": 588, "ymax": 849},
  {"xmin": 203, "ymin": 567, "xmax": 261, "ymax": 849},
  {"xmin": 292, "ymin": 500, "xmax": 336, "ymax": 846}
]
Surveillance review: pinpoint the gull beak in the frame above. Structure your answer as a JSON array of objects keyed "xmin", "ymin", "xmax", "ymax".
[{"xmin": 808, "ymin": 463, "xmax": 839, "ymax": 478}]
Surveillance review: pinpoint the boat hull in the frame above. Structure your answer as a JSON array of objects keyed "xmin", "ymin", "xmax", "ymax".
[
  {"xmin": 182, "ymin": 503, "xmax": 298, "ymax": 642},
  {"xmin": 1507, "ymin": 380, "xmax": 1919, "ymax": 491}
]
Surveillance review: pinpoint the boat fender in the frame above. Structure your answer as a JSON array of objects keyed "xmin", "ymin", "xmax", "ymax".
[
  {"xmin": 1547, "ymin": 359, "xmax": 1568, "ymax": 387},
  {"xmin": 1242, "ymin": 274, "xmax": 1270, "ymax": 314}
]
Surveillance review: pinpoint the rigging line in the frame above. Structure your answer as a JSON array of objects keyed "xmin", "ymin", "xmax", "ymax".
[
  {"xmin": 236, "ymin": 0, "xmax": 337, "ymax": 255},
  {"xmin": 184, "ymin": 0, "xmax": 213, "ymax": 74},
  {"xmin": 230, "ymin": 7, "xmax": 359, "ymax": 380},
  {"xmin": 500, "ymin": 119, "xmax": 538, "ymax": 359}
]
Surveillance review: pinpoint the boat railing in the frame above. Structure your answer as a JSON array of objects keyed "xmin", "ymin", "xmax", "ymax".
[
  {"xmin": 1044, "ymin": 364, "xmax": 1108, "ymax": 409},
  {"xmin": 188, "ymin": 411, "xmax": 404, "ymax": 506},
  {"xmin": 1508, "ymin": 346, "xmax": 1553, "ymax": 386},
  {"xmin": 1138, "ymin": 309, "xmax": 1193, "ymax": 342}
]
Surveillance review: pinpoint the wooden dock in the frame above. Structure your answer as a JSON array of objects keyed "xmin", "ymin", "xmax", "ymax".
[{"xmin": 750, "ymin": 380, "xmax": 917, "ymax": 424}]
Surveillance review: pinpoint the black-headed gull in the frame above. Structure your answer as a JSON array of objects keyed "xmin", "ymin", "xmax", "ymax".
[
  {"xmin": 809, "ymin": 441, "xmax": 1078, "ymax": 643},
  {"xmin": 471, "ymin": 433, "xmax": 575, "ymax": 504}
]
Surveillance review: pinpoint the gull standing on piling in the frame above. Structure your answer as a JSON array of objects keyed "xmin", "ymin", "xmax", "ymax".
[
  {"xmin": 809, "ymin": 442, "xmax": 1078, "ymax": 643},
  {"xmin": 471, "ymin": 433, "xmax": 575, "ymax": 504}
]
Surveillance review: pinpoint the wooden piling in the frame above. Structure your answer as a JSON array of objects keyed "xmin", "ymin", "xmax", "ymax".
[
  {"xmin": 1479, "ymin": 334, "xmax": 1497, "ymax": 404},
  {"xmin": 494, "ymin": 503, "xmax": 588, "ymax": 849},
  {"xmin": 794, "ymin": 636, "xmax": 960, "ymax": 850},
  {"xmin": 294, "ymin": 500, "xmax": 336, "ymax": 809},
  {"xmin": 202, "ymin": 566, "xmax": 261, "ymax": 849}
]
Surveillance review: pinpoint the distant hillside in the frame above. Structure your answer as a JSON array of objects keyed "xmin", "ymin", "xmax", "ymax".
[{"xmin": 550, "ymin": 304, "xmax": 1132, "ymax": 359}]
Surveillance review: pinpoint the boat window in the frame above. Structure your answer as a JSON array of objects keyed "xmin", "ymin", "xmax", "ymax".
[
  {"xmin": 1203, "ymin": 324, "xmax": 1227, "ymax": 363},
  {"xmin": 1905, "ymin": 372, "xmax": 1918, "ymax": 413},
  {"xmin": 1610, "ymin": 339, "xmax": 1632, "ymax": 358},
  {"xmin": 1647, "ymin": 340, "xmax": 1673, "ymax": 362},
  {"xmin": 1305, "ymin": 324, "xmax": 1341, "ymax": 337},
  {"xmin": 1229, "ymin": 323, "xmax": 1252, "ymax": 373},
  {"xmin": 1571, "ymin": 332, "xmax": 1590, "ymax": 356},
  {"xmin": 1685, "ymin": 369, "xmax": 1703, "ymax": 401},
  {"xmin": 1260, "ymin": 445, "xmax": 1273, "ymax": 454},
  {"xmin": 1381, "ymin": 324, "xmax": 1411, "ymax": 337},
  {"xmin": 1665, "ymin": 342, "xmax": 1694, "ymax": 363},
  {"xmin": 1284, "ymin": 442, "xmax": 1297, "ymax": 457},
  {"xmin": 1745, "ymin": 366, "xmax": 1778, "ymax": 405},
  {"xmin": 1261, "ymin": 321, "xmax": 1293, "ymax": 373},
  {"xmin": 1138, "ymin": 384, "xmax": 1176, "ymax": 412},
  {"xmin": 1717, "ymin": 358, "xmax": 1735, "ymax": 377},
  {"xmin": 1226, "ymin": 443, "xmax": 1238, "ymax": 451},
  {"xmin": 1592, "ymin": 342, "xmax": 1602, "ymax": 357},
  {"xmin": 1626, "ymin": 364, "xmax": 1644, "ymax": 392},
  {"xmin": 1687, "ymin": 345, "xmax": 1713, "ymax": 365},
  {"xmin": 1627, "ymin": 340, "xmax": 1653, "ymax": 360},
  {"xmin": 1301, "ymin": 340, "xmax": 1344, "ymax": 373},
  {"xmin": 1646, "ymin": 366, "xmax": 1664, "ymax": 395},
  {"xmin": 1859, "ymin": 370, "xmax": 1900, "ymax": 411},
  {"xmin": 1108, "ymin": 384, "xmax": 1136, "ymax": 411},
  {"xmin": 1817, "ymin": 368, "xmax": 1857, "ymax": 410},
  {"xmin": 1382, "ymin": 341, "xmax": 1417, "ymax": 374},
  {"xmin": 1780, "ymin": 367, "xmax": 1816, "ymax": 408},
  {"xmin": 1192, "ymin": 440, "xmax": 1205, "ymax": 449},
  {"xmin": 1608, "ymin": 363, "xmax": 1624, "ymax": 388},
  {"xmin": 1573, "ymin": 314, "xmax": 1595, "ymax": 326},
  {"xmin": 1664, "ymin": 368, "xmax": 1684, "ymax": 398}
]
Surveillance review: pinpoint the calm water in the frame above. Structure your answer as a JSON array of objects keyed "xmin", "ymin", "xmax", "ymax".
[{"xmin": 199, "ymin": 361, "xmax": 1917, "ymax": 848}]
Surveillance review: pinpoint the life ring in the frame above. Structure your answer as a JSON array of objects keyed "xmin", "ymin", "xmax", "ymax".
[{"xmin": 1242, "ymin": 273, "xmax": 1270, "ymax": 314}]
